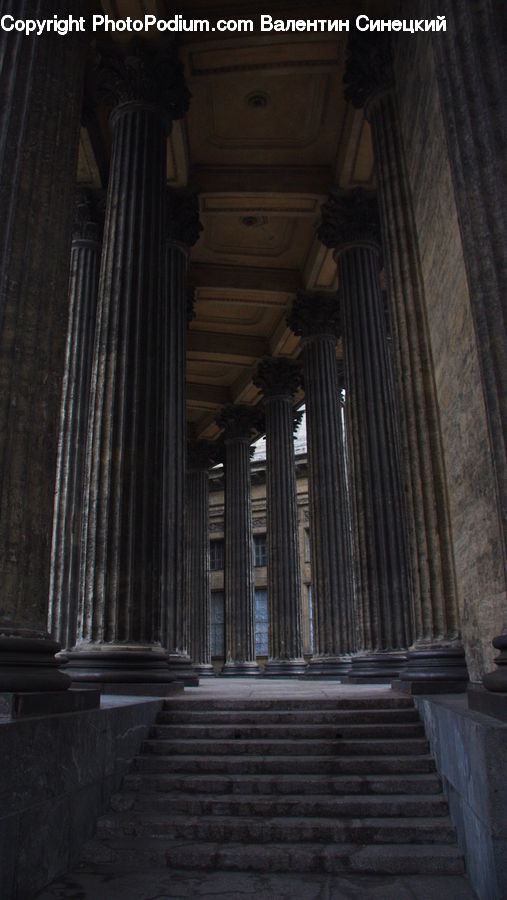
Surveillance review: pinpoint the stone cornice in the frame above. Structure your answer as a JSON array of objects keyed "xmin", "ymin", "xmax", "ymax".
[
  {"xmin": 166, "ymin": 188, "xmax": 203, "ymax": 248},
  {"xmin": 287, "ymin": 290, "xmax": 341, "ymax": 340},
  {"xmin": 253, "ymin": 357, "xmax": 302, "ymax": 401},
  {"xmin": 95, "ymin": 43, "xmax": 190, "ymax": 125},
  {"xmin": 318, "ymin": 189, "xmax": 381, "ymax": 252},
  {"xmin": 343, "ymin": 32, "xmax": 393, "ymax": 111}
]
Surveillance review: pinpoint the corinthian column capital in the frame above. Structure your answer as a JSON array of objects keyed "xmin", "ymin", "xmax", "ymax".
[
  {"xmin": 95, "ymin": 43, "xmax": 190, "ymax": 127},
  {"xmin": 318, "ymin": 189, "xmax": 381, "ymax": 256},
  {"xmin": 72, "ymin": 188, "xmax": 105, "ymax": 243},
  {"xmin": 216, "ymin": 404, "xmax": 262, "ymax": 443},
  {"xmin": 343, "ymin": 32, "xmax": 393, "ymax": 113},
  {"xmin": 287, "ymin": 290, "xmax": 341, "ymax": 341},
  {"xmin": 253, "ymin": 357, "xmax": 302, "ymax": 401},
  {"xmin": 187, "ymin": 439, "xmax": 217, "ymax": 472}
]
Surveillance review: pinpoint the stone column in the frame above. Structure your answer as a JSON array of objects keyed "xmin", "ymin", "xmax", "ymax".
[
  {"xmin": 427, "ymin": 0, "xmax": 506, "ymax": 692},
  {"xmin": 65, "ymin": 46, "xmax": 191, "ymax": 687},
  {"xmin": 160, "ymin": 191, "xmax": 202, "ymax": 686},
  {"xmin": 343, "ymin": 33, "xmax": 468, "ymax": 691},
  {"xmin": 186, "ymin": 440, "xmax": 216, "ymax": 676},
  {"xmin": 216, "ymin": 405, "xmax": 260, "ymax": 676},
  {"xmin": 319, "ymin": 191, "xmax": 412, "ymax": 681},
  {"xmin": 253, "ymin": 358, "xmax": 306, "ymax": 676},
  {"xmin": 288, "ymin": 294, "xmax": 355, "ymax": 676},
  {"xmin": 0, "ymin": 2, "xmax": 86, "ymax": 694},
  {"xmin": 48, "ymin": 191, "xmax": 102, "ymax": 654}
]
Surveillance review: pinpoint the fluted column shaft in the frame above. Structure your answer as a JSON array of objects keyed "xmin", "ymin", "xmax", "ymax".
[
  {"xmin": 0, "ymin": 0, "xmax": 86, "ymax": 691},
  {"xmin": 48, "ymin": 196, "xmax": 101, "ymax": 652},
  {"xmin": 304, "ymin": 335, "xmax": 355, "ymax": 668},
  {"xmin": 265, "ymin": 396, "xmax": 305, "ymax": 668},
  {"xmin": 162, "ymin": 242, "xmax": 189, "ymax": 670},
  {"xmin": 288, "ymin": 294, "xmax": 356, "ymax": 675},
  {"xmin": 337, "ymin": 242, "xmax": 412, "ymax": 662},
  {"xmin": 343, "ymin": 34, "xmax": 468, "ymax": 688},
  {"xmin": 161, "ymin": 194, "xmax": 201, "ymax": 683},
  {"xmin": 67, "ymin": 49, "xmax": 190, "ymax": 684},
  {"xmin": 217, "ymin": 406, "xmax": 260, "ymax": 676},
  {"xmin": 254, "ymin": 359, "xmax": 306, "ymax": 676},
  {"xmin": 186, "ymin": 444, "xmax": 214, "ymax": 676}
]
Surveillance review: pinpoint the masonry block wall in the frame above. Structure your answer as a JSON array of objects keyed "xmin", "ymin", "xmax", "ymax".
[{"xmin": 394, "ymin": 29, "xmax": 506, "ymax": 680}]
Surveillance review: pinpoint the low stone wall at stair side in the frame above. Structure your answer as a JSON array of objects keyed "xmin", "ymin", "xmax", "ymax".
[
  {"xmin": 415, "ymin": 694, "xmax": 507, "ymax": 900},
  {"xmin": 0, "ymin": 696, "xmax": 164, "ymax": 900}
]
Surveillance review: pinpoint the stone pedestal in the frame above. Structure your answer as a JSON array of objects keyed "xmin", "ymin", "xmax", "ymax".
[
  {"xmin": 217, "ymin": 406, "xmax": 261, "ymax": 676},
  {"xmin": 0, "ymin": 1, "xmax": 87, "ymax": 693},
  {"xmin": 254, "ymin": 359, "xmax": 306, "ymax": 677},
  {"xmin": 186, "ymin": 441, "xmax": 216, "ymax": 677},
  {"xmin": 288, "ymin": 294, "xmax": 355, "ymax": 677},
  {"xmin": 319, "ymin": 191, "xmax": 412, "ymax": 679},
  {"xmin": 48, "ymin": 190, "xmax": 102, "ymax": 653},
  {"xmin": 66, "ymin": 46, "xmax": 190, "ymax": 687},
  {"xmin": 482, "ymin": 632, "xmax": 507, "ymax": 694},
  {"xmin": 343, "ymin": 33, "xmax": 467, "ymax": 693},
  {"xmin": 161, "ymin": 192, "xmax": 202, "ymax": 686}
]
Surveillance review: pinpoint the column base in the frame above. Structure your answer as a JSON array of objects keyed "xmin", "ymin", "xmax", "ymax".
[
  {"xmin": 397, "ymin": 645, "xmax": 469, "ymax": 694},
  {"xmin": 220, "ymin": 660, "xmax": 261, "ymax": 677},
  {"xmin": 193, "ymin": 664, "xmax": 216, "ymax": 677},
  {"xmin": 166, "ymin": 653, "xmax": 200, "ymax": 686},
  {"xmin": 0, "ymin": 687, "xmax": 100, "ymax": 720},
  {"xmin": 303, "ymin": 656, "xmax": 352, "ymax": 678},
  {"xmin": 263, "ymin": 659, "xmax": 307, "ymax": 677},
  {"xmin": 63, "ymin": 644, "xmax": 181, "ymax": 686},
  {"xmin": 345, "ymin": 653, "xmax": 407, "ymax": 683},
  {"xmin": 0, "ymin": 632, "xmax": 72, "ymax": 692}
]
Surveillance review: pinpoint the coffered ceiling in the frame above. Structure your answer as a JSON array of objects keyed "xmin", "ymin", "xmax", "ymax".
[{"xmin": 79, "ymin": 0, "xmax": 389, "ymax": 441}]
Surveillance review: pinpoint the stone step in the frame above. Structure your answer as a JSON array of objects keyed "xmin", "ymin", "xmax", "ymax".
[
  {"xmin": 96, "ymin": 812, "xmax": 457, "ymax": 845},
  {"xmin": 113, "ymin": 792, "xmax": 449, "ymax": 819},
  {"xmin": 150, "ymin": 722, "xmax": 425, "ymax": 740},
  {"xmin": 163, "ymin": 841, "xmax": 465, "ymax": 876},
  {"xmin": 162, "ymin": 697, "xmax": 415, "ymax": 712},
  {"xmin": 82, "ymin": 837, "xmax": 465, "ymax": 875},
  {"xmin": 142, "ymin": 737, "xmax": 430, "ymax": 757},
  {"xmin": 123, "ymin": 771, "xmax": 443, "ymax": 796},
  {"xmin": 133, "ymin": 753, "xmax": 436, "ymax": 775},
  {"xmin": 157, "ymin": 708, "xmax": 421, "ymax": 725}
]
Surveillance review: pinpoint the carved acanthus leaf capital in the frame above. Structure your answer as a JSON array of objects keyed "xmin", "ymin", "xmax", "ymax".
[
  {"xmin": 287, "ymin": 291, "xmax": 341, "ymax": 340},
  {"xmin": 343, "ymin": 32, "xmax": 393, "ymax": 110},
  {"xmin": 72, "ymin": 188, "xmax": 105, "ymax": 242},
  {"xmin": 216, "ymin": 404, "xmax": 263, "ymax": 442},
  {"xmin": 318, "ymin": 189, "xmax": 381, "ymax": 252},
  {"xmin": 95, "ymin": 43, "xmax": 190, "ymax": 124},
  {"xmin": 187, "ymin": 440, "xmax": 218, "ymax": 472},
  {"xmin": 253, "ymin": 357, "xmax": 302, "ymax": 401},
  {"xmin": 166, "ymin": 189, "xmax": 203, "ymax": 248}
]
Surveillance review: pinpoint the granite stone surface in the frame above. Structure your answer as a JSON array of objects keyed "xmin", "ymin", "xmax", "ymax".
[
  {"xmin": 0, "ymin": 696, "xmax": 163, "ymax": 900},
  {"xmin": 416, "ymin": 693, "xmax": 507, "ymax": 899}
]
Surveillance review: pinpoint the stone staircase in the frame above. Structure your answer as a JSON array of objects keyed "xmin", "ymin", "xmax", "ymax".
[{"xmin": 89, "ymin": 694, "xmax": 465, "ymax": 877}]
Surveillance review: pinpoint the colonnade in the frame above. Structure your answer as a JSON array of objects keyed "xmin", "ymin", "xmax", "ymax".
[{"xmin": 0, "ymin": 10, "xmax": 504, "ymax": 698}]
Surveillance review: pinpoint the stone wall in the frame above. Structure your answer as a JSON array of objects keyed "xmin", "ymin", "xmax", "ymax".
[
  {"xmin": 416, "ymin": 695, "xmax": 507, "ymax": 900},
  {"xmin": 0, "ymin": 697, "xmax": 163, "ymax": 900},
  {"xmin": 394, "ymin": 28, "xmax": 506, "ymax": 680}
]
